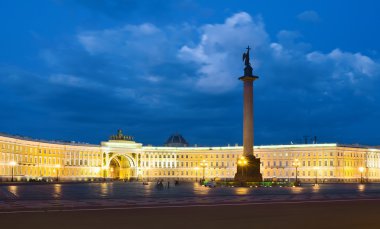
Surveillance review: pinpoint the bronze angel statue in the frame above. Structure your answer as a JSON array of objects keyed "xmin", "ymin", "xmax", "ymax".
[
  {"xmin": 242, "ymin": 46, "xmax": 253, "ymax": 77},
  {"xmin": 242, "ymin": 46, "xmax": 251, "ymax": 67}
]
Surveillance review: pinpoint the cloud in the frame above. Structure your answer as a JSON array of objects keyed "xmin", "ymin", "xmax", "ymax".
[
  {"xmin": 307, "ymin": 49, "xmax": 379, "ymax": 83},
  {"xmin": 2, "ymin": 11, "xmax": 380, "ymax": 146},
  {"xmin": 178, "ymin": 12, "xmax": 269, "ymax": 93},
  {"xmin": 297, "ymin": 10, "xmax": 320, "ymax": 22}
]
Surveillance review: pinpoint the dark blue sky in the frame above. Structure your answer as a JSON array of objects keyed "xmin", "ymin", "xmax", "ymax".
[{"xmin": 1, "ymin": 0, "xmax": 380, "ymax": 146}]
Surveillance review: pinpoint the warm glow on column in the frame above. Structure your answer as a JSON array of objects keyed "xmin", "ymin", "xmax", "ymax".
[
  {"xmin": 359, "ymin": 167, "xmax": 364, "ymax": 173},
  {"xmin": 9, "ymin": 161, "xmax": 17, "ymax": 166},
  {"xmin": 238, "ymin": 156, "xmax": 247, "ymax": 167},
  {"xmin": 55, "ymin": 164, "xmax": 61, "ymax": 169}
]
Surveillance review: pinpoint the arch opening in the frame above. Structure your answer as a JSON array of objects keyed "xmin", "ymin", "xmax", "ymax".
[{"xmin": 108, "ymin": 154, "xmax": 135, "ymax": 180}]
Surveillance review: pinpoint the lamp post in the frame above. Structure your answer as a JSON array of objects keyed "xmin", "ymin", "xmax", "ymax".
[
  {"xmin": 55, "ymin": 164, "xmax": 61, "ymax": 182},
  {"xmin": 237, "ymin": 156, "xmax": 248, "ymax": 180},
  {"xmin": 102, "ymin": 166, "xmax": 108, "ymax": 182},
  {"xmin": 9, "ymin": 161, "xmax": 17, "ymax": 182},
  {"xmin": 194, "ymin": 167, "xmax": 199, "ymax": 182},
  {"xmin": 313, "ymin": 167, "xmax": 319, "ymax": 185},
  {"xmin": 93, "ymin": 167, "xmax": 101, "ymax": 181},
  {"xmin": 200, "ymin": 160, "xmax": 208, "ymax": 182},
  {"xmin": 110, "ymin": 167, "xmax": 114, "ymax": 180},
  {"xmin": 292, "ymin": 159, "xmax": 300, "ymax": 185},
  {"xmin": 359, "ymin": 167, "xmax": 364, "ymax": 184},
  {"xmin": 137, "ymin": 170, "xmax": 142, "ymax": 182}
]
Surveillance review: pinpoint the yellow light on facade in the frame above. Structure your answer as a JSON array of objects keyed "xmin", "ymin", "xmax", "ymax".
[
  {"xmin": 93, "ymin": 167, "xmax": 101, "ymax": 173},
  {"xmin": 359, "ymin": 167, "xmax": 365, "ymax": 173},
  {"xmin": 200, "ymin": 160, "xmax": 208, "ymax": 167},
  {"xmin": 55, "ymin": 164, "xmax": 61, "ymax": 169},
  {"xmin": 9, "ymin": 161, "xmax": 17, "ymax": 166}
]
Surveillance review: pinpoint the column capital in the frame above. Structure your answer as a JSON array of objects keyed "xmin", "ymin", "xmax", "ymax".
[{"xmin": 239, "ymin": 75, "xmax": 259, "ymax": 82}]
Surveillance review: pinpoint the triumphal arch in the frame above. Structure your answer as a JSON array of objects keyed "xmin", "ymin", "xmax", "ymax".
[{"xmin": 101, "ymin": 130, "xmax": 142, "ymax": 180}]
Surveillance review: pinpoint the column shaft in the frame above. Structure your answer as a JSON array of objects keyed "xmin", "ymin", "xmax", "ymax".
[{"xmin": 243, "ymin": 80, "xmax": 254, "ymax": 156}]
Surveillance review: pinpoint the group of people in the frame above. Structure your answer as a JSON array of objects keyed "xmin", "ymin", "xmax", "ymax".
[{"xmin": 155, "ymin": 179, "xmax": 180, "ymax": 189}]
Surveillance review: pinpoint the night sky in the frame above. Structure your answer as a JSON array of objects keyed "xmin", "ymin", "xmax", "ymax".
[{"xmin": 1, "ymin": 0, "xmax": 380, "ymax": 146}]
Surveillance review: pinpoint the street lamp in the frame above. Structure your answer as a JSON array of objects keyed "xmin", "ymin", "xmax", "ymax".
[
  {"xmin": 200, "ymin": 160, "xmax": 208, "ymax": 182},
  {"xmin": 359, "ymin": 167, "xmax": 365, "ymax": 184},
  {"xmin": 55, "ymin": 164, "xmax": 61, "ymax": 182},
  {"xmin": 237, "ymin": 156, "xmax": 248, "ymax": 180},
  {"xmin": 102, "ymin": 166, "xmax": 109, "ymax": 182},
  {"xmin": 137, "ymin": 170, "xmax": 143, "ymax": 181},
  {"xmin": 194, "ymin": 167, "xmax": 199, "ymax": 182},
  {"xmin": 144, "ymin": 167, "xmax": 150, "ymax": 182},
  {"xmin": 9, "ymin": 161, "xmax": 17, "ymax": 182},
  {"xmin": 313, "ymin": 166, "xmax": 319, "ymax": 185},
  {"xmin": 292, "ymin": 159, "xmax": 300, "ymax": 185}
]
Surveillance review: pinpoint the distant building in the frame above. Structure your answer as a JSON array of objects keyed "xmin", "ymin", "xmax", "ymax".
[
  {"xmin": 0, "ymin": 130, "xmax": 379, "ymax": 183},
  {"xmin": 164, "ymin": 133, "xmax": 189, "ymax": 147}
]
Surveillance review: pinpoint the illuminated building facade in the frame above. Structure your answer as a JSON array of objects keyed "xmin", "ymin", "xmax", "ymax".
[{"xmin": 1, "ymin": 131, "xmax": 380, "ymax": 183}]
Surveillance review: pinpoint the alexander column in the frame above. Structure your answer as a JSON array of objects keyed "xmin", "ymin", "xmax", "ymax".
[{"xmin": 234, "ymin": 46, "xmax": 262, "ymax": 182}]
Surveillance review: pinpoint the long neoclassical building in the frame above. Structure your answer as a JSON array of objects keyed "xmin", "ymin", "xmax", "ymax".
[{"xmin": 1, "ymin": 130, "xmax": 379, "ymax": 183}]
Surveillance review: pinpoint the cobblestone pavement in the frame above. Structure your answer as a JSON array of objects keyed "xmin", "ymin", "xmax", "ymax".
[{"xmin": 0, "ymin": 182, "xmax": 379, "ymax": 211}]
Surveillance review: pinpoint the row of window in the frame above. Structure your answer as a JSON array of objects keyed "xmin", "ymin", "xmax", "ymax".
[
  {"xmin": 140, "ymin": 153, "xmax": 237, "ymax": 159},
  {"xmin": 144, "ymin": 170, "xmax": 233, "ymax": 177},
  {"xmin": 258, "ymin": 151, "xmax": 370, "ymax": 158},
  {"xmin": 263, "ymin": 160, "xmax": 367, "ymax": 168},
  {"xmin": 140, "ymin": 161, "xmax": 235, "ymax": 168}
]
